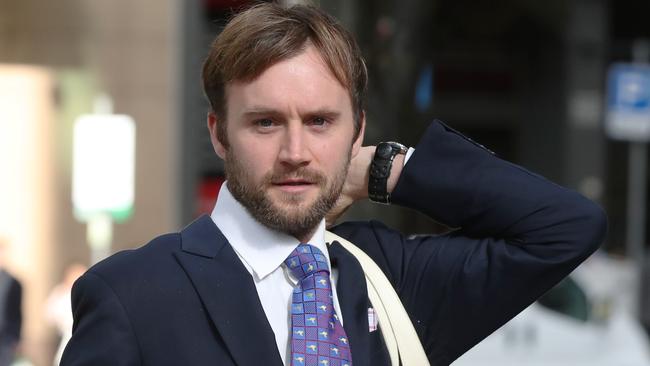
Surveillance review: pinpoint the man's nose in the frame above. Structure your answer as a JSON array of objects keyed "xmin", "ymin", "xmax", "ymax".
[{"xmin": 278, "ymin": 123, "xmax": 311, "ymax": 167}]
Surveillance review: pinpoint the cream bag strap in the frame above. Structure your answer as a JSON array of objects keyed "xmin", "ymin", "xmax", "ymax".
[{"xmin": 325, "ymin": 231, "xmax": 430, "ymax": 366}]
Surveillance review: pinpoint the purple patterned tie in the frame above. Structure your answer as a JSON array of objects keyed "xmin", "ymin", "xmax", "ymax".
[{"xmin": 285, "ymin": 244, "xmax": 352, "ymax": 366}]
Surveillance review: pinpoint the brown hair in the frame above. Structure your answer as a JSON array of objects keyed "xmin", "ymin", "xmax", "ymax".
[{"xmin": 202, "ymin": 2, "xmax": 367, "ymax": 146}]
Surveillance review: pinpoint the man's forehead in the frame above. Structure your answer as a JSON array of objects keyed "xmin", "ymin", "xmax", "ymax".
[
  {"xmin": 224, "ymin": 46, "xmax": 353, "ymax": 116},
  {"xmin": 231, "ymin": 46, "xmax": 340, "ymax": 87},
  {"xmin": 229, "ymin": 44, "xmax": 342, "ymax": 85}
]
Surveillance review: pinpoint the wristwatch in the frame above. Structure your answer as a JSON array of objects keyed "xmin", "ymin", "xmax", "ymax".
[{"xmin": 368, "ymin": 141, "xmax": 408, "ymax": 204}]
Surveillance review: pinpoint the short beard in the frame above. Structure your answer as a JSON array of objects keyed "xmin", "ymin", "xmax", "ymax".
[{"xmin": 225, "ymin": 150, "xmax": 350, "ymax": 240}]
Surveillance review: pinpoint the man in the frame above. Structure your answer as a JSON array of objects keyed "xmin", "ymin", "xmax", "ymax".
[{"xmin": 61, "ymin": 3, "xmax": 607, "ymax": 366}]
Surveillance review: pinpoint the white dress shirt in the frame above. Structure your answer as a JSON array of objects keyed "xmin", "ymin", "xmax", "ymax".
[{"xmin": 210, "ymin": 184, "xmax": 344, "ymax": 365}]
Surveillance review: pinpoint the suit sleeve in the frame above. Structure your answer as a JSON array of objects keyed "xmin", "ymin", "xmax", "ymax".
[
  {"xmin": 336, "ymin": 121, "xmax": 607, "ymax": 365},
  {"xmin": 60, "ymin": 271, "xmax": 142, "ymax": 366}
]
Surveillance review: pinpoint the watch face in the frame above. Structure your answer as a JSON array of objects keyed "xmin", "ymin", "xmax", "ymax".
[{"xmin": 376, "ymin": 143, "xmax": 394, "ymax": 158}]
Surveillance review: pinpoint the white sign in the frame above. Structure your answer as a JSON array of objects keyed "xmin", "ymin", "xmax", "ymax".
[
  {"xmin": 72, "ymin": 114, "xmax": 136, "ymax": 222},
  {"xmin": 605, "ymin": 63, "xmax": 650, "ymax": 141}
]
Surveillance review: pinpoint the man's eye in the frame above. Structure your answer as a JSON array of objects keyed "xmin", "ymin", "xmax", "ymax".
[
  {"xmin": 311, "ymin": 117, "xmax": 327, "ymax": 126},
  {"xmin": 256, "ymin": 118, "xmax": 274, "ymax": 127}
]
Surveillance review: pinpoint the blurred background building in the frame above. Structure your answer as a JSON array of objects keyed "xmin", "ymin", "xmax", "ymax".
[{"xmin": 0, "ymin": 0, "xmax": 649, "ymax": 364}]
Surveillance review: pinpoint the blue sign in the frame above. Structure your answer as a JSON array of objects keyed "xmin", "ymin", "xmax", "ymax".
[{"xmin": 606, "ymin": 63, "xmax": 650, "ymax": 141}]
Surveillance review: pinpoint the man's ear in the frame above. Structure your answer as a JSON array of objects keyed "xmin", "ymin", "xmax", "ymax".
[
  {"xmin": 207, "ymin": 112, "xmax": 227, "ymax": 159},
  {"xmin": 351, "ymin": 111, "xmax": 366, "ymax": 158}
]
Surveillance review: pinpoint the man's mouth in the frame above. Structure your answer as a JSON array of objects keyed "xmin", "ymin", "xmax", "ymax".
[
  {"xmin": 271, "ymin": 178, "xmax": 318, "ymax": 193},
  {"xmin": 273, "ymin": 179, "xmax": 314, "ymax": 186}
]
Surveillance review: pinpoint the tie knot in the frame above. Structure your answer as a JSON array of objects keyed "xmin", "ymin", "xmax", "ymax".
[{"xmin": 284, "ymin": 243, "xmax": 329, "ymax": 280}]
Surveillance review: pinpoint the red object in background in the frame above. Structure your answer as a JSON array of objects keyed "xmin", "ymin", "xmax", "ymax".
[
  {"xmin": 203, "ymin": 0, "xmax": 251, "ymax": 11},
  {"xmin": 196, "ymin": 176, "xmax": 225, "ymax": 217}
]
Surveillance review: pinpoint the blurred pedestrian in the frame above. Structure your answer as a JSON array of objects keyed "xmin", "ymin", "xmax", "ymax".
[
  {"xmin": 0, "ymin": 240, "xmax": 22, "ymax": 366},
  {"xmin": 45, "ymin": 263, "xmax": 86, "ymax": 366}
]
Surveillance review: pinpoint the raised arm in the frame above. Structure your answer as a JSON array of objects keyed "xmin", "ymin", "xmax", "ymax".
[{"xmin": 332, "ymin": 120, "xmax": 607, "ymax": 364}]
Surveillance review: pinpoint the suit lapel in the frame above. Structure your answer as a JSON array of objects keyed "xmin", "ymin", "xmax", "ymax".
[
  {"xmin": 328, "ymin": 241, "xmax": 371, "ymax": 366},
  {"xmin": 173, "ymin": 216, "xmax": 283, "ymax": 366}
]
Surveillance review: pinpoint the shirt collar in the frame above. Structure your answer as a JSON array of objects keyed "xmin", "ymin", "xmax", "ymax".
[{"xmin": 210, "ymin": 182, "xmax": 329, "ymax": 281}]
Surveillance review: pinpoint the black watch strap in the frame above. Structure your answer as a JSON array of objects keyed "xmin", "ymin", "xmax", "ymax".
[{"xmin": 368, "ymin": 142, "xmax": 408, "ymax": 204}]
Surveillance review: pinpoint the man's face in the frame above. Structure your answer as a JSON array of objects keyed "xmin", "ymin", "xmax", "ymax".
[{"xmin": 209, "ymin": 45, "xmax": 364, "ymax": 240}]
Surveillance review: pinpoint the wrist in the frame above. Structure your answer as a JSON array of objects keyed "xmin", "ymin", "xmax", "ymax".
[{"xmin": 345, "ymin": 145, "xmax": 374, "ymax": 202}]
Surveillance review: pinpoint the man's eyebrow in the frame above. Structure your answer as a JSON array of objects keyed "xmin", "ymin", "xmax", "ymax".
[
  {"xmin": 241, "ymin": 107, "xmax": 342, "ymax": 119},
  {"xmin": 304, "ymin": 109, "xmax": 341, "ymax": 119},
  {"xmin": 241, "ymin": 107, "xmax": 283, "ymax": 117}
]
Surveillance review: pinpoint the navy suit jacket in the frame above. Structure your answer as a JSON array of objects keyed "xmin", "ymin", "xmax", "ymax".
[{"xmin": 61, "ymin": 121, "xmax": 607, "ymax": 366}]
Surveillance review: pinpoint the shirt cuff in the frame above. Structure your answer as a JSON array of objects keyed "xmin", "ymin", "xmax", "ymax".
[{"xmin": 404, "ymin": 147, "xmax": 415, "ymax": 166}]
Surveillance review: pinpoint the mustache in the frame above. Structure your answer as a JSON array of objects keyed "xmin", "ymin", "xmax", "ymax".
[{"xmin": 264, "ymin": 168, "xmax": 327, "ymax": 185}]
